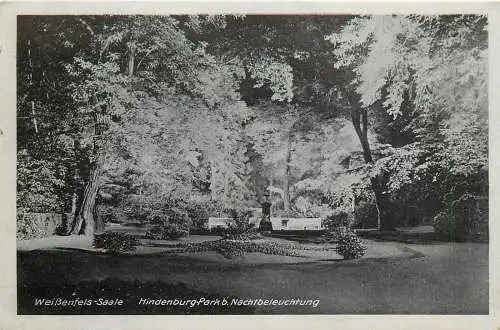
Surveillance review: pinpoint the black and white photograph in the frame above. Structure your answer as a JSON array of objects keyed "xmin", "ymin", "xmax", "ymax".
[{"xmin": 10, "ymin": 7, "xmax": 491, "ymax": 321}]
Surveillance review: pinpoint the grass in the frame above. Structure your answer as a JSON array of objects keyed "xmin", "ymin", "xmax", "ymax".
[
  {"xmin": 356, "ymin": 226, "xmax": 439, "ymax": 244},
  {"xmin": 17, "ymin": 241, "xmax": 488, "ymax": 314},
  {"xmin": 16, "ymin": 224, "xmax": 488, "ymax": 314}
]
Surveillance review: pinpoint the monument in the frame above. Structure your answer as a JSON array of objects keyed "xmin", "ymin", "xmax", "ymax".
[{"xmin": 259, "ymin": 190, "xmax": 273, "ymax": 232}]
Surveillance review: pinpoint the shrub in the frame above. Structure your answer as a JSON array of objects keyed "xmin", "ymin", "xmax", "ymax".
[
  {"xmin": 182, "ymin": 239, "xmax": 302, "ymax": 259},
  {"xmin": 211, "ymin": 225, "xmax": 260, "ymax": 241},
  {"xmin": 17, "ymin": 213, "xmax": 64, "ymax": 240},
  {"xmin": 208, "ymin": 209, "xmax": 256, "ymax": 239},
  {"xmin": 17, "ymin": 150, "xmax": 65, "ymax": 214},
  {"xmin": 145, "ymin": 207, "xmax": 191, "ymax": 240},
  {"xmin": 433, "ymin": 194, "xmax": 488, "ymax": 242},
  {"xmin": 227, "ymin": 209, "xmax": 253, "ymax": 229},
  {"xmin": 54, "ymin": 213, "xmax": 70, "ymax": 235},
  {"xmin": 93, "ymin": 232, "xmax": 139, "ymax": 252},
  {"xmin": 216, "ymin": 240, "xmax": 247, "ymax": 258},
  {"xmin": 293, "ymin": 196, "xmax": 333, "ymax": 218},
  {"xmin": 17, "ymin": 213, "xmax": 48, "ymax": 240},
  {"xmin": 186, "ymin": 198, "xmax": 226, "ymax": 231},
  {"xmin": 96, "ymin": 204, "xmax": 124, "ymax": 225},
  {"xmin": 145, "ymin": 223, "xmax": 189, "ymax": 240},
  {"xmin": 335, "ymin": 227, "xmax": 367, "ymax": 260},
  {"xmin": 224, "ymin": 228, "xmax": 261, "ymax": 241},
  {"xmin": 150, "ymin": 207, "xmax": 191, "ymax": 228},
  {"xmin": 210, "ymin": 225, "xmax": 228, "ymax": 237},
  {"xmin": 185, "ymin": 202, "xmax": 209, "ymax": 231},
  {"xmin": 323, "ymin": 209, "xmax": 353, "ymax": 229}
]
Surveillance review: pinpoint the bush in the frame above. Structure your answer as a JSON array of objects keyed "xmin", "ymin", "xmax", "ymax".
[
  {"xmin": 17, "ymin": 150, "xmax": 65, "ymax": 214},
  {"xmin": 182, "ymin": 239, "xmax": 302, "ymax": 259},
  {"xmin": 96, "ymin": 204, "xmax": 124, "ymax": 225},
  {"xmin": 210, "ymin": 225, "xmax": 228, "ymax": 237},
  {"xmin": 145, "ymin": 207, "xmax": 191, "ymax": 240},
  {"xmin": 211, "ymin": 225, "xmax": 261, "ymax": 241},
  {"xmin": 225, "ymin": 228, "xmax": 261, "ymax": 241},
  {"xmin": 335, "ymin": 227, "xmax": 367, "ymax": 260},
  {"xmin": 93, "ymin": 232, "xmax": 139, "ymax": 252},
  {"xmin": 185, "ymin": 198, "xmax": 226, "ymax": 231},
  {"xmin": 220, "ymin": 209, "xmax": 259, "ymax": 239},
  {"xmin": 292, "ymin": 196, "xmax": 334, "ymax": 218},
  {"xmin": 212, "ymin": 226, "xmax": 261, "ymax": 241},
  {"xmin": 54, "ymin": 213, "xmax": 70, "ymax": 235},
  {"xmin": 323, "ymin": 209, "xmax": 353, "ymax": 229},
  {"xmin": 149, "ymin": 207, "xmax": 191, "ymax": 228},
  {"xmin": 145, "ymin": 223, "xmax": 189, "ymax": 240},
  {"xmin": 433, "ymin": 194, "xmax": 488, "ymax": 242},
  {"xmin": 17, "ymin": 213, "xmax": 49, "ymax": 240},
  {"xmin": 17, "ymin": 213, "xmax": 65, "ymax": 240},
  {"xmin": 227, "ymin": 209, "xmax": 252, "ymax": 228}
]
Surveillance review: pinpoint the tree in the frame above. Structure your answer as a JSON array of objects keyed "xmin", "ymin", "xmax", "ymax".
[
  {"xmin": 17, "ymin": 16, "xmax": 102, "ymax": 218},
  {"xmin": 200, "ymin": 16, "xmax": 346, "ymax": 214},
  {"xmin": 205, "ymin": 14, "xmax": 487, "ymax": 230},
  {"xmin": 70, "ymin": 16, "xmax": 256, "ymax": 234},
  {"xmin": 326, "ymin": 15, "xmax": 487, "ymax": 229},
  {"xmin": 18, "ymin": 15, "xmax": 255, "ymax": 236},
  {"xmin": 18, "ymin": 14, "xmax": 487, "ymax": 237}
]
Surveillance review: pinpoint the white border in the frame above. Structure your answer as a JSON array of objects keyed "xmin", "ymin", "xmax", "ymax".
[{"xmin": 0, "ymin": 2, "xmax": 497, "ymax": 329}]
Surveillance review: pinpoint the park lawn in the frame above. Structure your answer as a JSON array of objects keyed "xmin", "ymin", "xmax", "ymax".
[
  {"xmin": 17, "ymin": 232, "xmax": 420, "ymax": 261},
  {"xmin": 17, "ymin": 231, "xmax": 488, "ymax": 314}
]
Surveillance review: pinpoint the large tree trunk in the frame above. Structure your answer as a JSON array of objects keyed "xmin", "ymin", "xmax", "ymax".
[
  {"xmin": 348, "ymin": 92, "xmax": 395, "ymax": 231},
  {"xmin": 69, "ymin": 161, "xmax": 103, "ymax": 235},
  {"xmin": 68, "ymin": 96, "xmax": 107, "ymax": 235},
  {"xmin": 283, "ymin": 131, "xmax": 292, "ymax": 215}
]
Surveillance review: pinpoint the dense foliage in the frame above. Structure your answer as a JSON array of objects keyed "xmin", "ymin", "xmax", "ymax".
[
  {"xmin": 18, "ymin": 14, "xmax": 488, "ymax": 242},
  {"xmin": 434, "ymin": 194, "xmax": 488, "ymax": 242},
  {"xmin": 93, "ymin": 232, "xmax": 140, "ymax": 252},
  {"xmin": 325, "ymin": 15, "xmax": 488, "ymax": 233},
  {"xmin": 145, "ymin": 223, "xmax": 189, "ymax": 240},
  {"xmin": 17, "ymin": 213, "xmax": 66, "ymax": 240},
  {"xmin": 179, "ymin": 238, "xmax": 305, "ymax": 259},
  {"xmin": 335, "ymin": 227, "xmax": 367, "ymax": 260}
]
